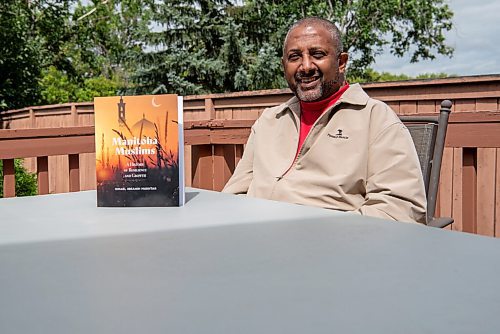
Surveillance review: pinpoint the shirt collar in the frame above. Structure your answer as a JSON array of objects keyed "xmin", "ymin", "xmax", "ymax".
[{"xmin": 278, "ymin": 83, "xmax": 370, "ymax": 118}]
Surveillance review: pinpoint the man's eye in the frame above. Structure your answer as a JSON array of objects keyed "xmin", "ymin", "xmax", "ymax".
[
  {"xmin": 313, "ymin": 52, "xmax": 326, "ymax": 59},
  {"xmin": 288, "ymin": 54, "xmax": 300, "ymax": 61}
]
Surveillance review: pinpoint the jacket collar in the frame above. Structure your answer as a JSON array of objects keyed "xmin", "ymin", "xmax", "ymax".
[{"xmin": 276, "ymin": 83, "xmax": 370, "ymax": 118}]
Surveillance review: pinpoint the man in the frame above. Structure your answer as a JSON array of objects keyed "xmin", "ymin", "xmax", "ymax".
[{"xmin": 223, "ymin": 17, "xmax": 426, "ymax": 224}]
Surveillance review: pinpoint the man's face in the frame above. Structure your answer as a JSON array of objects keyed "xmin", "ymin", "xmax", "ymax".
[{"xmin": 282, "ymin": 24, "xmax": 348, "ymax": 102}]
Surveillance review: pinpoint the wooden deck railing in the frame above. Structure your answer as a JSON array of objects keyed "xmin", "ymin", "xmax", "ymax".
[
  {"xmin": 0, "ymin": 127, "xmax": 95, "ymax": 196},
  {"xmin": 0, "ymin": 123, "xmax": 250, "ymax": 196},
  {"xmin": 1, "ymin": 75, "xmax": 500, "ymax": 236}
]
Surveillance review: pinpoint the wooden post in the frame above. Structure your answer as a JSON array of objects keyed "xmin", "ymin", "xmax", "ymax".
[
  {"xmin": 37, "ymin": 156, "xmax": 49, "ymax": 195},
  {"xmin": 68, "ymin": 154, "xmax": 80, "ymax": 192},
  {"xmin": 2, "ymin": 159, "xmax": 15, "ymax": 198}
]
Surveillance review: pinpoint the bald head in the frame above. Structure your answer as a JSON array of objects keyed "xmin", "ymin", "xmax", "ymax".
[{"xmin": 283, "ymin": 17, "xmax": 343, "ymax": 56}]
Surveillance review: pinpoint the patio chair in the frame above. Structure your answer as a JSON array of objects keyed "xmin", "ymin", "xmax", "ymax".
[{"xmin": 399, "ymin": 100, "xmax": 453, "ymax": 228}]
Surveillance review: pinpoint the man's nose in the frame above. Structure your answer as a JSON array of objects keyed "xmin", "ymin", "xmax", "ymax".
[{"xmin": 300, "ymin": 54, "xmax": 316, "ymax": 73}]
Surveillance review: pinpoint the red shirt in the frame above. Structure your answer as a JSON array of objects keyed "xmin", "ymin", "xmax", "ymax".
[{"xmin": 296, "ymin": 84, "xmax": 350, "ymax": 156}]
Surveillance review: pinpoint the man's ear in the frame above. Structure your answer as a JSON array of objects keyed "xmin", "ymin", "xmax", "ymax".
[{"xmin": 338, "ymin": 53, "xmax": 349, "ymax": 73}]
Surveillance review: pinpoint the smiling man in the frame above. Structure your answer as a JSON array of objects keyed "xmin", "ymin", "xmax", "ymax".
[{"xmin": 223, "ymin": 17, "xmax": 427, "ymax": 224}]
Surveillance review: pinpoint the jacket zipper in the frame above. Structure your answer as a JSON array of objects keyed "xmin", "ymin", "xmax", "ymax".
[{"xmin": 277, "ymin": 101, "xmax": 342, "ymax": 181}]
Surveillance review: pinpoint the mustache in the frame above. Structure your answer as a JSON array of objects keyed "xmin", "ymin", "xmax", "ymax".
[
  {"xmin": 295, "ymin": 71, "xmax": 321, "ymax": 80},
  {"xmin": 295, "ymin": 71, "xmax": 340, "ymax": 85}
]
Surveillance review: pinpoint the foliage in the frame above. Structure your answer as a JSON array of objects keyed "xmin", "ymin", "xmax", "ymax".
[
  {"xmin": 0, "ymin": 0, "xmax": 455, "ymax": 109},
  {"xmin": 132, "ymin": 0, "xmax": 235, "ymax": 94},
  {"xmin": 235, "ymin": 0, "xmax": 454, "ymax": 78},
  {"xmin": 0, "ymin": 159, "xmax": 38, "ymax": 198},
  {"xmin": 39, "ymin": 67, "xmax": 120, "ymax": 104},
  {"xmin": 133, "ymin": 0, "xmax": 454, "ymax": 94},
  {"xmin": 69, "ymin": 0, "xmax": 150, "ymax": 81},
  {"xmin": 0, "ymin": 1, "xmax": 41, "ymax": 111}
]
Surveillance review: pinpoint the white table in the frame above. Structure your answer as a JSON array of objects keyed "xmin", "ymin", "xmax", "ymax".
[{"xmin": 1, "ymin": 189, "xmax": 499, "ymax": 333}]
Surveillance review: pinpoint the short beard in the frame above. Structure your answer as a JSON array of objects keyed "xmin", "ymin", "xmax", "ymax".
[{"xmin": 293, "ymin": 78, "xmax": 337, "ymax": 102}]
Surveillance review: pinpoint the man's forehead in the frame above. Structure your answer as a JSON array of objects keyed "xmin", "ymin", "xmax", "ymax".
[{"xmin": 284, "ymin": 23, "xmax": 335, "ymax": 51}]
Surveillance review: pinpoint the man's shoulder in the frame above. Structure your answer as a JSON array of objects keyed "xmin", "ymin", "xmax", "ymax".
[
  {"xmin": 259, "ymin": 96, "xmax": 299, "ymax": 120},
  {"xmin": 340, "ymin": 83, "xmax": 370, "ymax": 106}
]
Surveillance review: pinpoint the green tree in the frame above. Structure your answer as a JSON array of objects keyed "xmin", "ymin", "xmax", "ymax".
[
  {"xmin": 70, "ymin": 0, "xmax": 150, "ymax": 81},
  {"xmin": 0, "ymin": 1, "xmax": 42, "ymax": 111},
  {"xmin": 132, "ymin": 0, "xmax": 454, "ymax": 94},
  {"xmin": 39, "ymin": 66, "xmax": 121, "ymax": 104},
  {"xmin": 237, "ymin": 0, "xmax": 454, "ymax": 79},
  {"xmin": 0, "ymin": 1, "xmax": 81, "ymax": 110},
  {"xmin": 1, "ymin": 0, "xmax": 456, "ymax": 108},
  {"xmin": 132, "ymin": 0, "xmax": 238, "ymax": 94}
]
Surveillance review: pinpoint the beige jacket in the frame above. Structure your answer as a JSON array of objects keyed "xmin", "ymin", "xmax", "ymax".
[{"xmin": 223, "ymin": 84, "xmax": 426, "ymax": 223}]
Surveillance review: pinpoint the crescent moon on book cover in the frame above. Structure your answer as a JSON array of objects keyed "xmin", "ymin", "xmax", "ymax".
[{"xmin": 152, "ymin": 96, "xmax": 161, "ymax": 107}]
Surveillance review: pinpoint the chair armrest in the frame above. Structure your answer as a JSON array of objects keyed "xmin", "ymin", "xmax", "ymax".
[{"xmin": 428, "ymin": 217, "xmax": 454, "ymax": 228}]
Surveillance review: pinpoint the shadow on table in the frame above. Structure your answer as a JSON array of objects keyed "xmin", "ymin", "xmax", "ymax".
[{"xmin": 185, "ymin": 191, "xmax": 200, "ymax": 204}]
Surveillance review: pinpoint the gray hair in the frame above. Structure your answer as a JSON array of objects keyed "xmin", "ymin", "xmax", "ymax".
[{"xmin": 283, "ymin": 17, "xmax": 343, "ymax": 55}]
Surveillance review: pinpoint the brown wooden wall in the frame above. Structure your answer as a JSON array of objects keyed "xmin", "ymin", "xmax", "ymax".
[{"xmin": 2, "ymin": 75, "xmax": 500, "ymax": 236}]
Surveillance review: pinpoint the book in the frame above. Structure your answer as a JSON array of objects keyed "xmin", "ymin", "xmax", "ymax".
[{"xmin": 94, "ymin": 95, "xmax": 184, "ymax": 207}]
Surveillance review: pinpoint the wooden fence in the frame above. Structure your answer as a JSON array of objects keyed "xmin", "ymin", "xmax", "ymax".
[{"xmin": 1, "ymin": 75, "xmax": 500, "ymax": 237}]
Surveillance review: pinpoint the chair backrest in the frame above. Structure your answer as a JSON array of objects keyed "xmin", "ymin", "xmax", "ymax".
[{"xmin": 399, "ymin": 100, "xmax": 452, "ymax": 224}]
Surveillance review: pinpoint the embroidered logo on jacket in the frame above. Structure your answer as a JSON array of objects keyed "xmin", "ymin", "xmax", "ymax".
[{"xmin": 328, "ymin": 129, "xmax": 349, "ymax": 139}]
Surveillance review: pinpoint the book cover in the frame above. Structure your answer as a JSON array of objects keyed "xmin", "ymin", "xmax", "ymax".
[{"xmin": 94, "ymin": 95, "xmax": 184, "ymax": 207}]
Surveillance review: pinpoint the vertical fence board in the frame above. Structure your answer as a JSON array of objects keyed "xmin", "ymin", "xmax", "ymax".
[
  {"xmin": 184, "ymin": 145, "xmax": 192, "ymax": 187},
  {"xmin": 476, "ymin": 148, "xmax": 496, "ymax": 236},
  {"xmin": 29, "ymin": 108, "xmax": 35, "ymax": 127},
  {"xmin": 462, "ymin": 148, "xmax": 477, "ymax": 234},
  {"xmin": 439, "ymin": 148, "xmax": 454, "ymax": 229},
  {"xmin": 477, "ymin": 148, "xmax": 497, "ymax": 236},
  {"xmin": 68, "ymin": 154, "xmax": 80, "ymax": 192},
  {"xmin": 37, "ymin": 156, "xmax": 49, "ymax": 195},
  {"xmin": 454, "ymin": 99, "xmax": 476, "ymax": 112},
  {"xmin": 2, "ymin": 159, "xmax": 15, "ymax": 198},
  {"xmin": 50, "ymin": 155, "xmax": 69, "ymax": 194},
  {"xmin": 232, "ymin": 107, "xmax": 244, "ymax": 120},
  {"xmin": 191, "ymin": 145, "xmax": 213, "ymax": 190},
  {"xmin": 452, "ymin": 148, "xmax": 463, "ymax": 232},
  {"xmin": 25, "ymin": 157, "xmax": 36, "ymax": 174},
  {"xmin": 416, "ymin": 100, "xmax": 435, "ymax": 114},
  {"xmin": 399, "ymin": 101, "xmax": 417, "ymax": 115},
  {"xmin": 205, "ymin": 98, "xmax": 215, "ymax": 120},
  {"xmin": 216, "ymin": 108, "xmax": 232, "ymax": 120},
  {"xmin": 476, "ymin": 98, "xmax": 498, "ymax": 111},
  {"xmin": 79, "ymin": 152, "xmax": 96, "ymax": 191},
  {"xmin": 213, "ymin": 145, "xmax": 236, "ymax": 191},
  {"xmin": 71, "ymin": 104, "xmax": 78, "ymax": 125}
]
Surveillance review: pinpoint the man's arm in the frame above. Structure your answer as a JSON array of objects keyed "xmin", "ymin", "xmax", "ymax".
[
  {"xmin": 356, "ymin": 122, "xmax": 427, "ymax": 224},
  {"xmin": 222, "ymin": 125, "xmax": 256, "ymax": 194}
]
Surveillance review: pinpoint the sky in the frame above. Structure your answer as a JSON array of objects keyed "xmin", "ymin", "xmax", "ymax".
[{"xmin": 372, "ymin": 0, "xmax": 500, "ymax": 77}]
